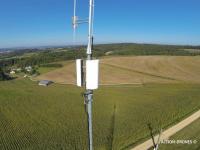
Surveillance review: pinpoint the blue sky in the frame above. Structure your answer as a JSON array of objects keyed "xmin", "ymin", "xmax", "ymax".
[{"xmin": 0, "ymin": 0, "xmax": 200, "ymax": 48}]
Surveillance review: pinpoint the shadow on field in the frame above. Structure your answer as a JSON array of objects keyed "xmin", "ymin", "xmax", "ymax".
[
  {"xmin": 147, "ymin": 123, "xmax": 156, "ymax": 150},
  {"xmin": 147, "ymin": 123, "xmax": 163, "ymax": 150},
  {"xmin": 110, "ymin": 104, "xmax": 117, "ymax": 150}
]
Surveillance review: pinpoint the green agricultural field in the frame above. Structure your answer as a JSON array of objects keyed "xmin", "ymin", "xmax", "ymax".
[
  {"xmin": 36, "ymin": 61, "xmax": 73, "ymax": 82},
  {"xmin": 160, "ymin": 118, "xmax": 200, "ymax": 150},
  {"xmin": 0, "ymin": 79, "xmax": 200, "ymax": 149},
  {"xmin": 37, "ymin": 63, "xmax": 63, "ymax": 74},
  {"xmin": 37, "ymin": 66, "xmax": 60, "ymax": 74}
]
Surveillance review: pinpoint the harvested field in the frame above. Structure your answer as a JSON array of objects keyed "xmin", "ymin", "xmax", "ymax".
[{"xmin": 36, "ymin": 56, "xmax": 200, "ymax": 84}]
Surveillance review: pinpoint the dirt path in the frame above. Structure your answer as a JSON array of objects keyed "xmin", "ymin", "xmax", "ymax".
[{"xmin": 131, "ymin": 109, "xmax": 200, "ymax": 150}]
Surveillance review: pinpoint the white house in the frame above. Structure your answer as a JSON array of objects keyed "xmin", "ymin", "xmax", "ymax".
[
  {"xmin": 10, "ymin": 71, "xmax": 16, "ymax": 74},
  {"xmin": 25, "ymin": 66, "xmax": 32, "ymax": 72}
]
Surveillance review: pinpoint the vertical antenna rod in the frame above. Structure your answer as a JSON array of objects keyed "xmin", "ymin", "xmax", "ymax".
[
  {"xmin": 73, "ymin": 0, "xmax": 77, "ymax": 30},
  {"xmin": 87, "ymin": 0, "xmax": 94, "ymax": 56},
  {"xmin": 72, "ymin": 0, "xmax": 77, "ymax": 45},
  {"xmin": 73, "ymin": 0, "xmax": 76, "ymax": 18},
  {"xmin": 86, "ymin": 0, "xmax": 94, "ymax": 150}
]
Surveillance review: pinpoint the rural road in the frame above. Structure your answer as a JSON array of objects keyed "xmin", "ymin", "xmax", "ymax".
[{"xmin": 132, "ymin": 109, "xmax": 200, "ymax": 150}]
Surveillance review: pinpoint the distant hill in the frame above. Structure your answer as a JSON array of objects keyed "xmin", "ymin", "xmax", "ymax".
[
  {"xmin": 93, "ymin": 43, "xmax": 200, "ymax": 56},
  {"xmin": 1, "ymin": 43, "xmax": 200, "ymax": 70}
]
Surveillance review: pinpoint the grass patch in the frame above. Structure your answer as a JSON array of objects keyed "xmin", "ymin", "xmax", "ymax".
[
  {"xmin": 37, "ymin": 63, "xmax": 63, "ymax": 74},
  {"xmin": 37, "ymin": 67, "xmax": 60, "ymax": 74}
]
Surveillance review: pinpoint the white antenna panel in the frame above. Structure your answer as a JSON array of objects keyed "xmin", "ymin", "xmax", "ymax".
[
  {"xmin": 76, "ymin": 59, "xmax": 84, "ymax": 87},
  {"xmin": 86, "ymin": 60, "xmax": 99, "ymax": 90}
]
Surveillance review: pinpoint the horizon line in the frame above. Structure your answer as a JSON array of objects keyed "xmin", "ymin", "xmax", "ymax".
[{"xmin": 1, "ymin": 42, "xmax": 200, "ymax": 50}]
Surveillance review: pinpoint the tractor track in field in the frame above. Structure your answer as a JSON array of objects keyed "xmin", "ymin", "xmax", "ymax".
[{"xmin": 102, "ymin": 63, "xmax": 180, "ymax": 82}]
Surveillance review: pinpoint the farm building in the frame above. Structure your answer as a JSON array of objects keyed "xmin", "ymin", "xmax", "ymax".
[{"xmin": 38, "ymin": 80, "xmax": 53, "ymax": 86}]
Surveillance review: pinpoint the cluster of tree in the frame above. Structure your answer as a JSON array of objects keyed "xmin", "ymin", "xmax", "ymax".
[
  {"xmin": 0, "ymin": 67, "xmax": 10, "ymax": 81},
  {"xmin": 22, "ymin": 68, "xmax": 38, "ymax": 75}
]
